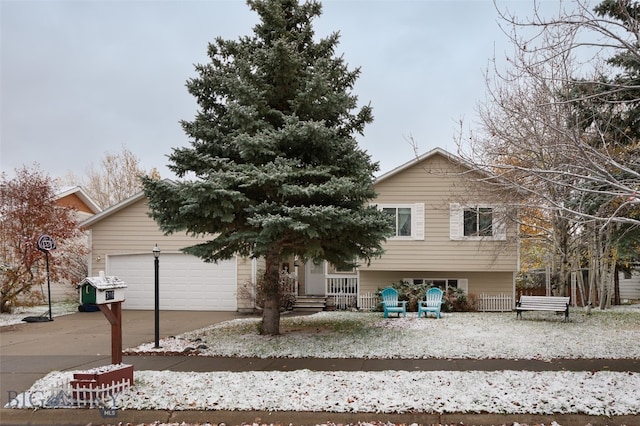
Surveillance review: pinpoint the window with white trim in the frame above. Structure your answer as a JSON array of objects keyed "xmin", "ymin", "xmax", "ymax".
[
  {"xmin": 404, "ymin": 278, "xmax": 468, "ymax": 293},
  {"xmin": 377, "ymin": 203, "xmax": 424, "ymax": 240},
  {"xmin": 450, "ymin": 203, "xmax": 505, "ymax": 241},
  {"xmin": 383, "ymin": 207, "xmax": 411, "ymax": 236},
  {"xmin": 463, "ymin": 207, "xmax": 493, "ymax": 237}
]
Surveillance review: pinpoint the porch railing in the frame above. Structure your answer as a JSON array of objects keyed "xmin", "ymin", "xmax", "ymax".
[
  {"xmin": 326, "ymin": 276, "xmax": 358, "ymax": 310},
  {"xmin": 358, "ymin": 291, "xmax": 379, "ymax": 311},
  {"xmin": 281, "ymin": 272, "xmax": 298, "ymax": 295}
]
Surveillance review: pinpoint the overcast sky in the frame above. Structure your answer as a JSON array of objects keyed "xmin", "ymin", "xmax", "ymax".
[{"xmin": 1, "ymin": 0, "xmax": 556, "ymax": 181}]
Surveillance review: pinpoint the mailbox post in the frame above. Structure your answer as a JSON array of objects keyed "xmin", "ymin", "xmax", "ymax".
[{"xmin": 78, "ymin": 273, "xmax": 127, "ymax": 364}]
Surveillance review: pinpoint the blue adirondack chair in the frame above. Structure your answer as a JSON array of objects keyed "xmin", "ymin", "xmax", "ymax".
[
  {"xmin": 381, "ymin": 287, "xmax": 407, "ymax": 318},
  {"xmin": 417, "ymin": 287, "xmax": 444, "ymax": 319}
]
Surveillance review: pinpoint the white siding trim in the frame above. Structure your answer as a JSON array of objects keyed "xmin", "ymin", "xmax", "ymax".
[
  {"xmin": 413, "ymin": 203, "xmax": 425, "ymax": 240},
  {"xmin": 458, "ymin": 278, "xmax": 469, "ymax": 293},
  {"xmin": 450, "ymin": 203, "xmax": 462, "ymax": 240},
  {"xmin": 86, "ymin": 229, "xmax": 94, "ymax": 276},
  {"xmin": 492, "ymin": 207, "xmax": 507, "ymax": 241}
]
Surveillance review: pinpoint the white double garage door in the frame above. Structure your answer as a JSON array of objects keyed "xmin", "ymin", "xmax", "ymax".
[{"xmin": 108, "ymin": 253, "xmax": 237, "ymax": 311}]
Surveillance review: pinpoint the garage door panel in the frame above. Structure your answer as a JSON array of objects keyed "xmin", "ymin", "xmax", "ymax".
[{"xmin": 107, "ymin": 254, "xmax": 237, "ymax": 311}]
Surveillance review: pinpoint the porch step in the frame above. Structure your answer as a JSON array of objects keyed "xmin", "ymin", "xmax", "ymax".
[{"xmin": 293, "ymin": 296, "xmax": 326, "ymax": 312}]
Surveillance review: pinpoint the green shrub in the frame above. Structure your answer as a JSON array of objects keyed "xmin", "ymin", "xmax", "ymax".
[
  {"xmin": 442, "ymin": 287, "xmax": 472, "ymax": 312},
  {"xmin": 380, "ymin": 281, "xmax": 430, "ymax": 312},
  {"xmin": 254, "ymin": 270, "xmax": 297, "ymax": 312},
  {"xmin": 378, "ymin": 281, "xmax": 473, "ymax": 313}
]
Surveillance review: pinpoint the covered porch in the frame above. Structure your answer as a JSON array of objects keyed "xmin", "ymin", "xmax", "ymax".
[{"xmin": 284, "ymin": 260, "xmax": 375, "ymax": 311}]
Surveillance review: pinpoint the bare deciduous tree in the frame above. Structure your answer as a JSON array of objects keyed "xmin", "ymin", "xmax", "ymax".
[
  {"xmin": 84, "ymin": 145, "xmax": 148, "ymax": 209},
  {"xmin": 456, "ymin": 0, "xmax": 640, "ymax": 306},
  {"xmin": 60, "ymin": 145, "xmax": 159, "ymax": 209}
]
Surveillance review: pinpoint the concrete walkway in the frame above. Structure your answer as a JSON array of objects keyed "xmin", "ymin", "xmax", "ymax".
[{"xmin": 1, "ymin": 310, "xmax": 638, "ymax": 426}]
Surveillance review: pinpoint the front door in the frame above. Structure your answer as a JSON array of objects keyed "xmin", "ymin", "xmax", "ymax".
[{"xmin": 305, "ymin": 260, "xmax": 325, "ymax": 295}]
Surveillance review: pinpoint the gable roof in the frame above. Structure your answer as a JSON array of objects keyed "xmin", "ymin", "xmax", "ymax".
[
  {"xmin": 55, "ymin": 186, "xmax": 102, "ymax": 214},
  {"xmin": 78, "ymin": 179, "xmax": 175, "ymax": 228},
  {"xmin": 79, "ymin": 190, "xmax": 147, "ymax": 228},
  {"xmin": 374, "ymin": 147, "xmax": 472, "ymax": 185},
  {"xmin": 80, "ymin": 150, "xmax": 479, "ymax": 228},
  {"xmin": 78, "ymin": 273, "xmax": 127, "ymax": 290}
]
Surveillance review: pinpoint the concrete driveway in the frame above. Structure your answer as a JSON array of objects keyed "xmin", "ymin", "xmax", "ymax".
[{"xmin": 0, "ymin": 309, "xmax": 241, "ymax": 404}]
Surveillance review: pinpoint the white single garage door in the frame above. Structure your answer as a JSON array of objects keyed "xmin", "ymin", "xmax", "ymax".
[{"xmin": 108, "ymin": 253, "xmax": 237, "ymax": 311}]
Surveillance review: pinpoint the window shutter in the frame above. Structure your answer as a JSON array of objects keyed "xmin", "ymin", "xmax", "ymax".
[
  {"xmin": 413, "ymin": 203, "xmax": 425, "ymax": 240},
  {"xmin": 458, "ymin": 278, "xmax": 469, "ymax": 294},
  {"xmin": 493, "ymin": 207, "xmax": 507, "ymax": 241},
  {"xmin": 449, "ymin": 203, "xmax": 461, "ymax": 240}
]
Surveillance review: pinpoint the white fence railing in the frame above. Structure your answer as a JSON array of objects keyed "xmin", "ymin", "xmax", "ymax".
[
  {"xmin": 327, "ymin": 291, "xmax": 379, "ymax": 310},
  {"xmin": 324, "ymin": 290, "xmax": 512, "ymax": 312},
  {"xmin": 322, "ymin": 277, "xmax": 512, "ymax": 313},
  {"xmin": 331, "ymin": 293, "xmax": 356, "ymax": 310},
  {"xmin": 71, "ymin": 379, "xmax": 131, "ymax": 408},
  {"xmin": 326, "ymin": 276, "xmax": 359, "ymax": 310},
  {"xmin": 11, "ymin": 379, "xmax": 131, "ymax": 409},
  {"xmin": 326, "ymin": 276, "xmax": 358, "ymax": 295},
  {"xmin": 358, "ymin": 291, "xmax": 379, "ymax": 311},
  {"xmin": 476, "ymin": 293, "xmax": 513, "ymax": 312}
]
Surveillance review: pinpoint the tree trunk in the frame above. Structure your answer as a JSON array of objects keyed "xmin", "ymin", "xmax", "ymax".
[
  {"xmin": 573, "ymin": 253, "xmax": 586, "ymax": 307},
  {"xmin": 0, "ymin": 295, "xmax": 10, "ymax": 313},
  {"xmin": 614, "ymin": 263, "xmax": 621, "ymax": 306},
  {"xmin": 261, "ymin": 246, "xmax": 282, "ymax": 335},
  {"xmin": 588, "ymin": 227, "xmax": 597, "ymax": 307},
  {"xmin": 605, "ymin": 257, "xmax": 615, "ymax": 309},
  {"xmin": 595, "ymin": 226, "xmax": 617, "ymax": 310}
]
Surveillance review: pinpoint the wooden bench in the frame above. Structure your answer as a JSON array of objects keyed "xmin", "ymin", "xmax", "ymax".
[{"xmin": 516, "ymin": 295, "xmax": 570, "ymax": 321}]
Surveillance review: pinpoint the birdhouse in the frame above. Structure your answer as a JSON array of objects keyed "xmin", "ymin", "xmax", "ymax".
[{"xmin": 78, "ymin": 272, "xmax": 127, "ymax": 305}]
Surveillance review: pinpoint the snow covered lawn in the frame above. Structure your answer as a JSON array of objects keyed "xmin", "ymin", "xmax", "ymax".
[
  {"xmin": 5, "ymin": 305, "xmax": 640, "ymax": 417},
  {"xmin": 126, "ymin": 308, "xmax": 640, "ymax": 360},
  {"xmin": 14, "ymin": 368, "xmax": 640, "ymax": 416}
]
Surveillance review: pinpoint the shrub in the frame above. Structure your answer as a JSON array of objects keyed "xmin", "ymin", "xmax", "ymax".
[
  {"xmin": 243, "ymin": 269, "xmax": 297, "ymax": 312},
  {"xmin": 382, "ymin": 281, "xmax": 431, "ymax": 312},
  {"xmin": 378, "ymin": 281, "xmax": 474, "ymax": 313},
  {"xmin": 442, "ymin": 287, "xmax": 472, "ymax": 312}
]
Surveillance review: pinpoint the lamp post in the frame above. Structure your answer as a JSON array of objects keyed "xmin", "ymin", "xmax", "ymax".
[{"xmin": 152, "ymin": 244, "xmax": 160, "ymax": 348}]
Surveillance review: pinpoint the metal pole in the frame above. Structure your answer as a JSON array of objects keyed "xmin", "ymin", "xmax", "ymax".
[
  {"xmin": 45, "ymin": 252, "xmax": 52, "ymax": 321},
  {"xmin": 154, "ymin": 254, "xmax": 160, "ymax": 348}
]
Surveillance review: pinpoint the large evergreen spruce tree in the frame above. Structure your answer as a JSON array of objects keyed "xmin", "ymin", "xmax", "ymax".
[{"xmin": 142, "ymin": 0, "xmax": 392, "ymax": 335}]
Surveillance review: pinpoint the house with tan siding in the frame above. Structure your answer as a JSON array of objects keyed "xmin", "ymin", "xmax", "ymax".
[
  {"xmin": 356, "ymin": 148, "xmax": 518, "ymax": 309},
  {"xmin": 80, "ymin": 191, "xmax": 257, "ymax": 312},
  {"xmin": 80, "ymin": 147, "xmax": 519, "ymax": 312}
]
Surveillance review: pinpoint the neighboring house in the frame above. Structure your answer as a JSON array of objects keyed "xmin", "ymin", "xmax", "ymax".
[
  {"xmin": 50, "ymin": 186, "xmax": 102, "ymax": 300},
  {"xmin": 618, "ymin": 268, "xmax": 640, "ymax": 301},
  {"xmin": 56, "ymin": 186, "xmax": 102, "ymax": 222},
  {"xmin": 80, "ymin": 148, "xmax": 519, "ymax": 312}
]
